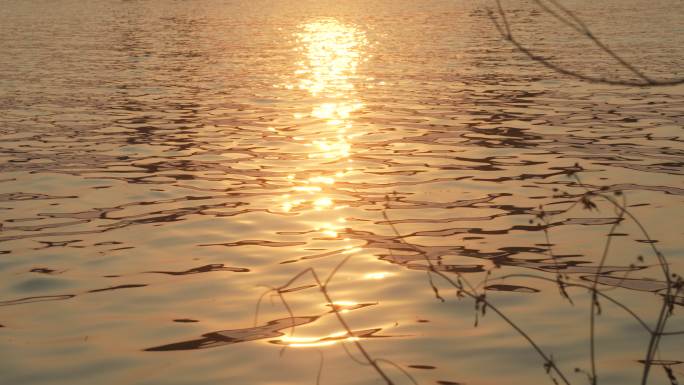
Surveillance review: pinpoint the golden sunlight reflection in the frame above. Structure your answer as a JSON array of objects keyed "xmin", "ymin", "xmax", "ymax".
[
  {"xmin": 276, "ymin": 332, "xmax": 361, "ymax": 348},
  {"xmin": 329, "ymin": 300, "xmax": 360, "ymax": 311},
  {"xmin": 363, "ymin": 272, "xmax": 393, "ymax": 280},
  {"xmin": 271, "ymin": 20, "xmax": 374, "ymax": 351},
  {"xmin": 278, "ymin": 19, "xmax": 367, "ymax": 236},
  {"xmin": 272, "ymin": 301, "xmax": 375, "ymax": 348}
]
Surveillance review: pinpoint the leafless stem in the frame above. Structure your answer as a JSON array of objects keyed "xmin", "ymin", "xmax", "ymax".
[{"xmin": 487, "ymin": 0, "xmax": 684, "ymax": 86}]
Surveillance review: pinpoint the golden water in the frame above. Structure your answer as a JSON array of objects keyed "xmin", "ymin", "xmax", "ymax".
[{"xmin": 1, "ymin": 1, "xmax": 683, "ymax": 384}]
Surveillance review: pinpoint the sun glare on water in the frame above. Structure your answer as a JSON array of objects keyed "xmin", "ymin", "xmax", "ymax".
[
  {"xmin": 271, "ymin": 20, "xmax": 377, "ymax": 348},
  {"xmin": 278, "ymin": 19, "xmax": 367, "ymax": 225}
]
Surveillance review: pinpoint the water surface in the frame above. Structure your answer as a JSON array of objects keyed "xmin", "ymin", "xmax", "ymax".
[{"xmin": 1, "ymin": 1, "xmax": 683, "ymax": 384}]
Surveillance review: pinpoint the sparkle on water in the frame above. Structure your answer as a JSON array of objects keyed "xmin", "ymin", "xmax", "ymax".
[{"xmin": 0, "ymin": 1, "xmax": 683, "ymax": 385}]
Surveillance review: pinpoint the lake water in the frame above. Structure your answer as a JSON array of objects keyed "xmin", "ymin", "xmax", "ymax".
[{"xmin": 1, "ymin": 1, "xmax": 683, "ymax": 384}]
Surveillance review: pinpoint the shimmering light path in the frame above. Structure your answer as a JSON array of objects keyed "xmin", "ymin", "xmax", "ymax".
[{"xmin": 1, "ymin": 1, "xmax": 683, "ymax": 385}]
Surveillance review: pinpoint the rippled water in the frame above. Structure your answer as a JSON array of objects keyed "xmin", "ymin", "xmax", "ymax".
[{"xmin": 1, "ymin": 1, "xmax": 683, "ymax": 384}]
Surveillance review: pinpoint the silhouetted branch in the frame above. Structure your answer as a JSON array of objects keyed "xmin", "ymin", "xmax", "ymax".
[
  {"xmin": 256, "ymin": 167, "xmax": 680, "ymax": 385},
  {"xmin": 587, "ymin": 193, "xmax": 626, "ymax": 385},
  {"xmin": 254, "ymin": 253, "xmax": 422, "ymax": 385},
  {"xmin": 487, "ymin": 0, "xmax": 684, "ymax": 86},
  {"xmin": 492, "ymin": 274, "xmax": 684, "ymax": 336},
  {"xmin": 380, "ymin": 167, "xmax": 681, "ymax": 385},
  {"xmin": 383, "ymin": 199, "xmax": 572, "ymax": 385}
]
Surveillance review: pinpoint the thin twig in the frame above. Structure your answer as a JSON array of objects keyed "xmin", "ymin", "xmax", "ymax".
[
  {"xmin": 383, "ymin": 200, "xmax": 572, "ymax": 385},
  {"xmin": 487, "ymin": 1, "xmax": 684, "ymax": 86}
]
